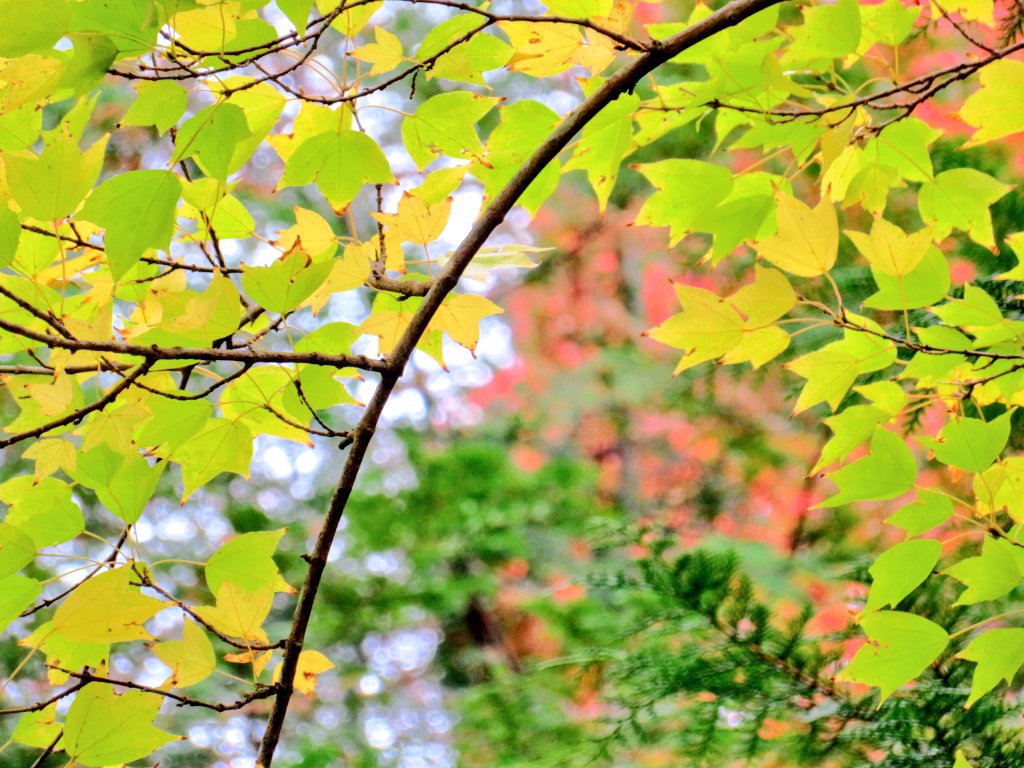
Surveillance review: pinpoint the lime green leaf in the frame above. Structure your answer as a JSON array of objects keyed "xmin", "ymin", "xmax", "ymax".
[
  {"xmin": 0, "ymin": 476, "xmax": 84, "ymax": 547},
  {"xmin": 864, "ymin": 118, "xmax": 941, "ymax": 183},
  {"xmin": 812, "ymin": 405, "xmax": 889, "ymax": 474},
  {"xmin": 151, "ymin": 620, "xmax": 216, "ymax": 688},
  {"xmin": 172, "ymin": 418, "xmax": 253, "ymax": 501},
  {"xmin": 633, "ymin": 160, "xmax": 734, "ymax": 246},
  {"xmin": 122, "ymin": 80, "xmax": 189, "ymax": 135},
  {"xmin": 279, "ymin": 130, "xmax": 394, "ymax": 212},
  {"xmin": 64, "ymin": 685, "xmax": 177, "ymax": 767},
  {"xmin": 918, "ymin": 169, "xmax": 1011, "ymax": 248},
  {"xmin": 475, "ymin": 100, "xmax": 561, "ymax": 215},
  {"xmin": 816, "ymin": 428, "xmax": 916, "ymax": 508},
  {"xmin": 52, "ymin": 566, "xmax": 166, "ymax": 643},
  {"xmin": 241, "ymin": 248, "xmax": 333, "ymax": 313},
  {"xmin": 417, "ymin": 15, "xmax": 512, "ymax": 86},
  {"xmin": 954, "ymin": 751, "xmax": 975, "ymax": 768},
  {"xmin": 71, "ymin": 445, "xmax": 165, "ymax": 524},
  {"xmin": 886, "ymin": 490, "xmax": 954, "ymax": 538},
  {"xmin": 402, "ymin": 92, "xmax": 498, "ymax": 170},
  {"xmin": 79, "ymin": 170, "xmax": 182, "ymax": 277},
  {"xmin": 959, "ymin": 60, "xmax": 1024, "ymax": 146},
  {"xmin": 958, "ymin": 628, "xmax": 1024, "ymax": 707},
  {"xmin": 781, "ymin": 0, "xmax": 860, "ymax": 66},
  {"xmin": 0, "ymin": 574, "xmax": 41, "ymax": 633},
  {"xmin": 944, "ymin": 536, "xmax": 1023, "ymax": 605},
  {"xmin": 172, "ymin": 102, "xmax": 250, "ymax": 181},
  {"xmin": 11, "ymin": 703, "xmax": 61, "ymax": 748},
  {"xmin": 0, "ymin": 0, "xmax": 68, "ymax": 57},
  {"xmin": 922, "ymin": 413, "xmax": 1011, "ymax": 473},
  {"xmin": 837, "ymin": 611, "xmax": 948, "ymax": 701},
  {"xmin": 6, "ymin": 133, "xmax": 106, "ymax": 220},
  {"xmin": 864, "ymin": 539, "xmax": 941, "ymax": 613},
  {"xmin": 861, "ymin": 0, "xmax": 920, "ymax": 46},
  {"xmin": 206, "ymin": 529, "xmax": 293, "ymax": 595},
  {"xmin": 0, "ymin": 523, "xmax": 36, "ymax": 578},
  {"xmin": 566, "ymin": 93, "xmax": 639, "ymax": 212},
  {"xmin": 135, "ymin": 397, "xmax": 213, "ymax": 451}
]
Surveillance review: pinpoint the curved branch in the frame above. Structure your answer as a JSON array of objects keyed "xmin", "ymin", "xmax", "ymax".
[{"xmin": 254, "ymin": 0, "xmax": 786, "ymax": 763}]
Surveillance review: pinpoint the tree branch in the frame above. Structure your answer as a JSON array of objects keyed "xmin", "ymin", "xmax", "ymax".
[{"xmin": 254, "ymin": 0, "xmax": 786, "ymax": 763}]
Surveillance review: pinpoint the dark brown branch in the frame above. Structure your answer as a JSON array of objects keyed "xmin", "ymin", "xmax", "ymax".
[
  {"xmin": 0, "ymin": 285, "xmax": 75, "ymax": 340},
  {"xmin": 56, "ymin": 668, "xmax": 278, "ymax": 711},
  {"xmin": 254, "ymin": 0, "xmax": 786, "ymax": 763},
  {"xmin": 0, "ymin": 316, "xmax": 390, "ymax": 373}
]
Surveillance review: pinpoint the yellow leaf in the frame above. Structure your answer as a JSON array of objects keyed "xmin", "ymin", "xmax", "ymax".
[
  {"xmin": 756, "ymin": 193, "xmax": 838, "ymax": 277},
  {"xmin": 645, "ymin": 285, "xmax": 745, "ymax": 374},
  {"xmin": 273, "ymin": 650, "xmax": 335, "ymax": 696},
  {"xmin": 193, "ymin": 581, "xmax": 273, "ymax": 642},
  {"xmin": 225, "ymin": 648, "xmax": 275, "ymax": 678},
  {"xmin": 274, "ymin": 207, "xmax": 338, "ymax": 259},
  {"xmin": 372, "ymin": 193, "xmax": 452, "ymax": 246},
  {"xmin": 22, "ymin": 437, "xmax": 77, "ymax": 481},
  {"xmin": 308, "ymin": 243, "xmax": 373, "ymax": 314},
  {"xmin": 846, "ymin": 218, "xmax": 933, "ymax": 277},
  {"xmin": 350, "ymin": 27, "xmax": 404, "ymax": 76},
  {"xmin": 150, "ymin": 620, "xmax": 216, "ymax": 688},
  {"xmin": 430, "ymin": 293, "xmax": 503, "ymax": 351},
  {"xmin": 52, "ymin": 567, "xmax": 166, "ymax": 644}
]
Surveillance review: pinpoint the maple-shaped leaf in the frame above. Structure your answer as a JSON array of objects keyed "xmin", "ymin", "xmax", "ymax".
[
  {"xmin": 918, "ymin": 169, "xmax": 1011, "ymax": 248},
  {"xmin": 837, "ymin": 610, "xmax": 948, "ymax": 702},
  {"xmin": 170, "ymin": 418, "xmax": 253, "ymax": 502},
  {"xmin": 52, "ymin": 566, "xmax": 166, "ymax": 643},
  {"xmin": 206, "ymin": 529, "xmax": 294, "ymax": 596},
  {"xmin": 816, "ymin": 428, "xmax": 916, "ymax": 508},
  {"xmin": 193, "ymin": 581, "xmax": 274, "ymax": 642},
  {"xmin": 430, "ymin": 293, "xmax": 504, "ymax": 351},
  {"xmin": 755, "ymin": 192, "xmax": 838, "ymax": 277},
  {"xmin": 273, "ymin": 206, "xmax": 338, "ymax": 259},
  {"xmin": 150, "ymin": 620, "xmax": 216, "ymax": 688},
  {"xmin": 6, "ymin": 133, "xmax": 106, "ymax": 221},
  {"xmin": 920, "ymin": 413, "xmax": 1011, "ymax": 474},
  {"xmin": 958, "ymin": 628, "xmax": 1024, "ymax": 708},
  {"xmin": 64, "ymin": 685, "xmax": 178, "ymax": 767},
  {"xmin": 279, "ymin": 130, "xmax": 394, "ymax": 212},
  {"xmin": 401, "ymin": 92, "xmax": 498, "ymax": 170},
  {"xmin": 273, "ymin": 649, "xmax": 335, "ymax": 696},
  {"xmin": 944, "ymin": 536, "xmax": 1024, "ymax": 605},
  {"xmin": 78, "ymin": 169, "xmax": 182, "ymax": 277},
  {"xmin": 863, "ymin": 539, "xmax": 941, "ymax": 614},
  {"xmin": 645, "ymin": 284, "xmax": 744, "ymax": 374},
  {"xmin": 372, "ymin": 192, "xmax": 452, "ymax": 246},
  {"xmin": 351, "ymin": 26, "xmax": 403, "ymax": 75},
  {"xmin": 241, "ymin": 245, "xmax": 334, "ymax": 314},
  {"xmin": 959, "ymin": 60, "xmax": 1024, "ymax": 146}
]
